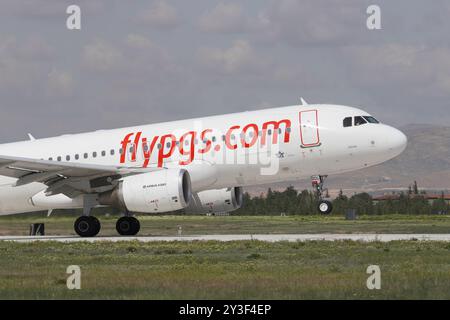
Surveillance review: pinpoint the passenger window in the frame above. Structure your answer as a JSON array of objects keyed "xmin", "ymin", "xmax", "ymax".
[
  {"xmin": 49, "ymin": 157, "xmax": 53, "ymax": 161},
  {"xmin": 101, "ymin": 151, "xmax": 106, "ymax": 157},
  {"xmin": 354, "ymin": 116, "xmax": 367, "ymax": 126},
  {"xmin": 93, "ymin": 152, "xmax": 97, "ymax": 158},
  {"xmin": 343, "ymin": 117, "xmax": 352, "ymax": 127},
  {"xmin": 84, "ymin": 153, "xmax": 88, "ymax": 159},
  {"xmin": 57, "ymin": 156, "xmax": 61, "ymax": 161},
  {"xmin": 66, "ymin": 155, "xmax": 70, "ymax": 161},
  {"xmin": 110, "ymin": 149, "xmax": 115, "ymax": 156},
  {"xmin": 75, "ymin": 154, "xmax": 79, "ymax": 160}
]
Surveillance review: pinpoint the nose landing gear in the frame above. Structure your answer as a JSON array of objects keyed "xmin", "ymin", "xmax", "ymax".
[
  {"xmin": 311, "ymin": 175, "xmax": 333, "ymax": 214},
  {"xmin": 318, "ymin": 199, "xmax": 333, "ymax": 214}
]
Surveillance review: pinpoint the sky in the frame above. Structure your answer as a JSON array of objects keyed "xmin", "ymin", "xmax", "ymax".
[{"xmin": 0, "ymin": 0, "xmax": 449, "ymax": 143}]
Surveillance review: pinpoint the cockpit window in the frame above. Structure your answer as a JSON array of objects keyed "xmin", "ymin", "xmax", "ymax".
[
  {"xmin": 343, "ymin": 117, "xmax": 352, "ymax": 127},
  {"xmin": 354, "ymin": 116, "xmax": 367, "ymax": 126},
  {"xmin": 363, "ymin": 116, "xmax": 380, "ymax": 124}
]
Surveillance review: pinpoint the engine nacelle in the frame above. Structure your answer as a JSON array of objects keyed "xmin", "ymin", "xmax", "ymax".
[
  {"xmin": 185, "ymin": 187, "xmax": 243, "ymax": 215},
  {"xmin": 99, "ymin": 169, "xmax": 192, "ymax": 213}
]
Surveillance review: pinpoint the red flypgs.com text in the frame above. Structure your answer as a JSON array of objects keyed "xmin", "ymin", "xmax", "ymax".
[{"xmin": 119, "ymin": 119, "xmax": 292, "ymax": 167}]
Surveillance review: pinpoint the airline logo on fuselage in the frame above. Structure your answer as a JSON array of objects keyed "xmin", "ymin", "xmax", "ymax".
[{"xmin": 119, "ymin": 119, "xmax": 292, "ymax": 167}]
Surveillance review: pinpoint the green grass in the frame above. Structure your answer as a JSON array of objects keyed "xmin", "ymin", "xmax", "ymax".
[
  {"xmin": 1, "ymin": 214, "xmax": 450, "ymax": 236},
  {"xmin": 1, "ymin": 240, "xmax": 450, "ymax": 299},
  {"xmin": 1, "ymin": 214, "xmax": 449, "ymax": 299}
]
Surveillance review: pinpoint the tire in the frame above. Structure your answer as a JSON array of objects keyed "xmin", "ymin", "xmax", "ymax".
[
  {"xmin": 116, "ymin": 216, "xmax": 140, "ymax": 236},
  {"xmin": 91, "ymin": 216, "xmax": 101, "ymax": 235},
  {"xmin": 74, "ymin": 216, "xmax": 101, "ymax": 237},
  {"xmin": 318, "ymin": 200, "xmax": 333, "ymax": 214},
  {"xmin": 129, "ymin": 217, "xmax": 140, "ymax": 236}
]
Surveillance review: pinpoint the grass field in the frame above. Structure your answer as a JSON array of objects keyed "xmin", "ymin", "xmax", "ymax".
[
  {"xmin": 1, "ymin": 214, "xmax": 450, "ymax": 236},
  {"xmin": 1, "ymin": 240, "xmax": 450, "ymax": 299},
  {"xmin": 1, "ymin": 214, "xmax": 450, "ymax": 299}
]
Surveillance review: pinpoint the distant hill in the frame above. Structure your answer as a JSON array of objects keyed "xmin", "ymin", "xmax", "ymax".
[{"xmin": 246, "ymin": 124, "xmax": 450, "ymax": 196}]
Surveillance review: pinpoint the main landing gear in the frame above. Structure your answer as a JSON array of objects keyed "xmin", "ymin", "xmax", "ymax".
[
  {"xmin": 74, "ymin": 214, "xmax": 141, "ymax": 237},
  {"xmin": 73, "ymin": 195, "xmax": 141, "ymax": 237},
  {"xmin": 74, "ymin": 216, "xmax": 101, "ymax": 237},
  {"xmin": 116, "ymin": 215, "xmax": 141, "ymax": 236},
  {"xmin": 74, "ymin": 195, "xmax": 101, "ymax": 237},
  {"xmin": 311, "ymin": 175, "xmax": 333, "ymax": 214}
]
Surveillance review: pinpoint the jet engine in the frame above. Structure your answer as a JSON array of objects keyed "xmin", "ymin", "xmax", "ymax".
[
  {"xmin": 99, "ymin": 169, "xmax": 192, "ymax": 213},
  {"xmin": 185, "ymin": 187, "xmax": 244, "ymax": 214}
]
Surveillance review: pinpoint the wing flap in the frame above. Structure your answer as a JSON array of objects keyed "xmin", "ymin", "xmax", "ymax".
[{"xmin": 0, "ymin": 154, "xmax": 162, "ymax": 197}]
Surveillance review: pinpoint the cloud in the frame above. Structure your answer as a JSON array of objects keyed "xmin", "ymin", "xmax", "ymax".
[
  {"xmin": 125, "ymin": 33, "xmax": 153, "ymax": 49},
  {"xmin": 137, "ymin": 1, "xmax": 179, "ymax": 29},
  {"xmin": 0, "ymin": 0, "xmax": 105, "ymax": 18},
  {"xmin": 0, "ymin": 35, "xmax": 54, "ymax": 88},
  {"xmin": 338, "ymin": 42, "xmax": 450, "ymax": 122},
  {"xmin": 254, "ymin": 0, "xmax": 363, "ymax": 46},
  {"xmin": 46, "ymin": 68, "xmax": 74, "ymax": 97},
  {"xmin": 82, "ymin": 40, "xmax": 123, "ymax": 72},
  {"xmin": 197, "ymin": 39, "xmax": 263, "ymax": 74},
  {"xmin": 199, "ymin": 3, "xmax": 246, "ymax": 33},
  {"xmin": 342, "ymin": 44, "xmax": 431, "ymax": 86},
  {"xmin": 81, "ymin": 35, "xmax": 179, "ymax": 91},
  {"xmin": 124, "ymin": 34, "xmax": 174, "ymax": 71},
  {"xmin": 0, "ymin": 0, "xmax": 449, "ymax": 143}
]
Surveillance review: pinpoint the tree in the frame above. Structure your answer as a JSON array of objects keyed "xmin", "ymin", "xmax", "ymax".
[
  {"xmin": 431, "ymin": 192, "xmax": 448, "ymax": 215},
  {"xmin": 413, "ymin": 181, "xmax": 419, "ymax": 195},
  {"xmin": 349, "ymin": 193, "xmax": 374, "ymax": 215},
  {"xmin": 331, "ymin": 189, "xmax": 349, "ymax": 215}
]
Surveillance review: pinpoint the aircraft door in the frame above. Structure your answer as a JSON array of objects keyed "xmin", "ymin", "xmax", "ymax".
[{"xmin": 299, "ymin": 110, "xmax": 321, "ymax": 148}]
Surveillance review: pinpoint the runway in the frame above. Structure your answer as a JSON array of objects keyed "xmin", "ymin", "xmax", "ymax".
[{"xmin": 1, "ymin": 233, "xmax": 450, "ymax": 243}]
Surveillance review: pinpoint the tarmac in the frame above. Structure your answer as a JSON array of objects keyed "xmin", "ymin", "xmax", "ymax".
[{"xmin": 1, "ymin": 233, "xmax": 450, "ymax": 243}]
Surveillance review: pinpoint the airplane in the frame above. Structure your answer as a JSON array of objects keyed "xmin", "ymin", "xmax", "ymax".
[{"xmin": 0, "ymin": 99, "xmax": 407, "ymax": 237}]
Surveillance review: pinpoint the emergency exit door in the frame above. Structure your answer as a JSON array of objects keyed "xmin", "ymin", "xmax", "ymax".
[{"xmin": 299, "ymin": 110, "xmax": 321, "ymax": 147}]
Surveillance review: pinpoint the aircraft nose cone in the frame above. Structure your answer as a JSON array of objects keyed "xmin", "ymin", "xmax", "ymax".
[{"xmin": 388, "ymin": 127, "xmax": 408, "ymax": 156}]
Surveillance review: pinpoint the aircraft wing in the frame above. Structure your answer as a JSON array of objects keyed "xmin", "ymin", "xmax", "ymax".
[{"xmin": 0, "ymin": 154, "xmax": 160, "ymax": 198}]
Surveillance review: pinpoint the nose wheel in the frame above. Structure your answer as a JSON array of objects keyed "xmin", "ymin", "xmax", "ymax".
[
  {"xmin": 318, "ymin": 200, "xmax": 333, "ymax": 214},
  {"xmin": 312, "ymin": 175, "xmax": 333, "ymax": 214},
  {"xmin": 116, "ymin": 216, "xmax": 141, "ymax": 236}
]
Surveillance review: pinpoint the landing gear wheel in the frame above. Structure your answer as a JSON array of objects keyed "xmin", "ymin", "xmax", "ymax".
[
  {"xmin": 91, "ymin": 216, "xmax": 101, "ymax": 234},
  {"xmin": 318, "ymin": 200, "xmax": 333, "ymax": 215},
  {"xmin": 74, "ymin": 216, "xmax": 101, "ymax": 237},
  {"xmin": 116, "ymin": 216, "xmax": 140, "ymax": 236},
  {"xmin": 311, "ymin": 175, "xmax": 333, "ymax": 214},
  {"xmin": 129, "ymin": 217, "xmax": 140, "ymax": 235}
]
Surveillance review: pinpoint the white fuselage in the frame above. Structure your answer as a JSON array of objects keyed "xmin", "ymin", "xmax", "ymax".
[{"xmin": 0, "ymin": 104, "xmax": 407, "ymax": 215}]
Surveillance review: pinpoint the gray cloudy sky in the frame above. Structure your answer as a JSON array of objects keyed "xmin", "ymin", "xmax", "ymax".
[{"xmin": 1, "ymin": 0, "xmax": 449, "ymax": 143}]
